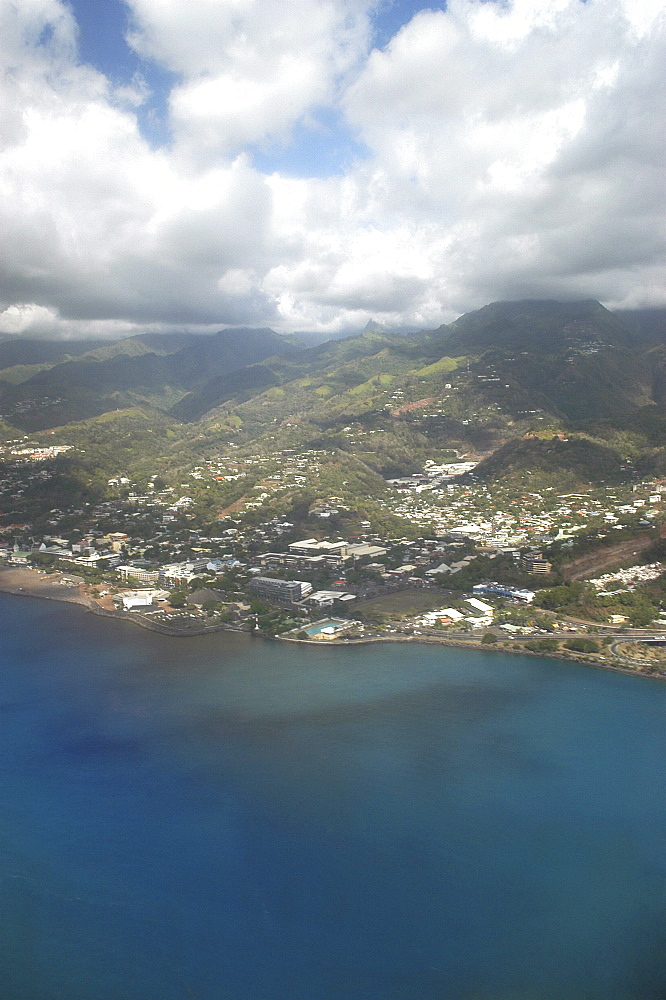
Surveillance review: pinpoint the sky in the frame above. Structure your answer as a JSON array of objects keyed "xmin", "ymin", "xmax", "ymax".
[{"xmin": 1, "ymin": 0, "xmax": 665, "ymax": 340}]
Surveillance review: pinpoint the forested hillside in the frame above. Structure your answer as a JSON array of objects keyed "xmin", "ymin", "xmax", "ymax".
[{"xmin": 3, "ymin": 301, "xmax": 666, "ymax": 518}]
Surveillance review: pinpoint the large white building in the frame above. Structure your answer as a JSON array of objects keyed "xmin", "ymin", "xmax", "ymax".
[
  {"xmin": 117, "ymin": 565, "xmax": 160, "ymax": 584},
  {"xmin": 122, "ymin": 593, "xmax": 153, "ymax": 610},
  {"xmin": 287, "ymin": 538, "xmax": 387, "ymax": 565}
]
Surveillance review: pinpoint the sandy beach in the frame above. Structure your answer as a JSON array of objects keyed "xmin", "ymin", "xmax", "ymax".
[
  {"xmin": 0, "ymin": 565, "xmax": 237, "ymax": 637},
  {"xmin": 0, "ymin": 565, "xmax": 95, "ymax": 607}
]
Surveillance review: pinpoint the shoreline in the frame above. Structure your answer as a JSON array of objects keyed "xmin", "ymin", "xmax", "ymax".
[
  {"xmin": 279, "ymin": 633, "xmax": 666, "ymax": 681},
  {"xmin": 0, "ymin": 566, "xmax": 238, "ymax": 638},
  {"xmin": 1, "ymin": 566, "xmax": 664, "ymax": 680}
]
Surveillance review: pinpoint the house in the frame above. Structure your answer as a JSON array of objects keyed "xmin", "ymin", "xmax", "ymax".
[
  {"xmin": 425, "ymin": 563, "xmax": 451, "ymax": 577},
  {"xmin": 104, "ymin": 532, "xmax": 129, "ymax": 553},
  {"xmin": 386, "ymin": 564, "xmax": 416, "ymax": 577},
  {"xmin": 8, "ymin": 550, "xmax": 30, "ymax": 565}
]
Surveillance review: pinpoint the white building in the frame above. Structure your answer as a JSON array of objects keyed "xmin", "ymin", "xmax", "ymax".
[
  {"xmin": 122, "ymin": 593, "xmax": 153, "ymax": 610},
  {"xmin": 465, "ymin": 597, "xmax": 494, "ymax": 614},
  {"xmin": 117, "ymin": 565, "xmax": 160, "ymax": 584}
]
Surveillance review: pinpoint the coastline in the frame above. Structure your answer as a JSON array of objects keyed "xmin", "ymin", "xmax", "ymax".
[
  {"xmin": 280, "ymin": 632, "xmax": 666, "ymax": 681},
  {"xmin": 1, "ymin": 565, "xmax": 663, "ymax": 679},
  {"xmin": 0, "ymin": 566, "xmax": 237, "ymax": 637}
]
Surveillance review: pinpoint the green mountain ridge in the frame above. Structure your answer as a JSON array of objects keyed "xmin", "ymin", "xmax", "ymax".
[
  {"xmin": 0, "ymin": 328, "xmax": 294, "ymax": 431},
  {"xmin": 3, "ymin": 300, "xmax": 666, "ymax": 496}
]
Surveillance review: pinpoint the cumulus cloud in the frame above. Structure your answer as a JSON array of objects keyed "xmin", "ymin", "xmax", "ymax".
[
  {"xmin": 0, "ymin": 0, "xmax": 664, "ymax": 338},
  {"xmin": 125, "ymin": 0, "xmax": 374, "ymax": 163},
  {"xmin": 339, "ymin": 0, "xmax": 666, "ymax": 318}
]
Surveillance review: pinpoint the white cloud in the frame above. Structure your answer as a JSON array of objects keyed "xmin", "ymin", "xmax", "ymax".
[
  {"xmin": 125, "ymin": 0, "xmax": 375, "ymax": 163},
  {"xmin": 0, "ymin": 0, "xmax": 665, "ymax": 339},
  {"xmin": 335, "ymin": 0, "xmax": 666, "ymax": 319}
]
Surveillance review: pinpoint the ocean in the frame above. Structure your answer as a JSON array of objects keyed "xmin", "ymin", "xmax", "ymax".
[{"xmin": 1, "ymin": 592, "xmax": 665, "ymax": 1000}]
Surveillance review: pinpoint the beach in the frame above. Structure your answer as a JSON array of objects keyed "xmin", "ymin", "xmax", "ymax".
[
  {"xmin": 0, "ymin": 566, "xmax": 233, "ymax": 637},
  {"xmin": 0, "ymin": 565, "xmax": 94, "ymax": 606}
]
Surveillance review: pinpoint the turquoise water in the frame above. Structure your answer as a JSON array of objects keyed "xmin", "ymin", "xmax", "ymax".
[
  {"xmin": 303, "ymin": 617, "xmax": 346, "ymax": 635},
  {"xmin": 1, "ymin": 592, "xmax": 665, "ymax": 999}
]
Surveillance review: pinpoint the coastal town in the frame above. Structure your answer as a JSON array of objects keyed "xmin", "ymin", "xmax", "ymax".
[{"xmin": 2, "ymin": 436, "xmax": 666, "ymax": 677}]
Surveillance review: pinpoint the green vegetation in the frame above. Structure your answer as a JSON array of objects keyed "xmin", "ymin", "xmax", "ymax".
[
  {"xmin": 525, "ymin": 638, "xmax": 560, "ymax": 653},
  {"xmin": 537, "ymin": 579, "xmax": 661, "ymax": 627},
  {"xmin": 416, "ymin": 357, "xmax": 458, "ymax": 377},
  {"xmin": 355, "ymin": 590, "xmax": 456, "ymax": 619},
  {"xmin": 169, "ymin": 590, "xmax": 188, "ymax": 608},
  {"xmin": 2, "ymin": 301, "xmax": 666, "ymax": 618},
  {"xmin": 447, "ymin": 554, "xmax": 538, "ymax": 592},
  {"xmin": 563, "ymin": 638, "xmax": 600, "ymax": 653}
]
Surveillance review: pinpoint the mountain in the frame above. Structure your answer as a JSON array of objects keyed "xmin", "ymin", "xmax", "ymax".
[
  {"xmin": 173, "ymin": 299, "xmax": 658, "ymax": 428},
  {"xmin": 170, "ymin": 326, "xmax": 436, "ymax": 423},
  {"xmin": 431, "ymin": 299, "xmax": 655, "ymax": 422},
  {"xmin": 0, "ymin": 328, "xmax": 295, "ymax": 430},
  {"xmin": 162, "ymin": 299, "xmax": 666, "ymax": 484},
  {"xmin": 0, "ymin": 337, "xmax": 111, "ymax": 370},
  {"xmin": 286, "ymin": 329, "xmax": 359, "ymax": 348},
  {"xmin": 615, "ymin": 307, "xmax": 666, "ymax": 343},
  {"xmin": 467, "ymin": 436, "xmax": 631, "ymax": 490},
  {"xmin": 3, "ymin": 299, "xmax": 666, "ymax": 490},
  {"xmin": 441, "ymin": 299, "xmax": 634, "ymax": 350}
]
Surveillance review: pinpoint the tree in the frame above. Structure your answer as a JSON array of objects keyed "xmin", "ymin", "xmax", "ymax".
[
  {"xmin": 202, "ymin": 600, "xmax": 222, "ymax": 613},
  {"xmin": 525, "ymin": 638, "xmax": 559, "ymax": 653},
  {"xmin": 29, "ymin": 552, "xmax": 57, "ymax": 568},
  {"xmin": 481, "ymin": 632, "xmax": 498, "ymax": 644},
  {"xmin": 564, "ymin": 638, "xmax": 599, "ymax": 654},
  {"xmin": 249, "ymin": 598, "xmax": 271, "ymax": 615}
]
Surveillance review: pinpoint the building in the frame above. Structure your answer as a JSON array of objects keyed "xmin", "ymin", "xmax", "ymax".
[
  {"xmin": 158, "ymin": 561, "xmax": 208, "ymax": 585},
  {"xmin": 306, "ymin": 590, "xmax": 357, "ymax": 608},
  {"xmin": 72, "ymin": 552, "xmax": 118, "ymax": 569},
  {"xmin": 465, "ymin": 597, "xmax": 494, "ymax": 614},
  {"xmin": 104, "ymin": 532, "xmax": 129, "ymax": 553},
  {"xmin": 473, "ymin": 583, "xmax": 535, "ymax": 603},
  {"xmin": 386, "ymin": 564, "xmax": 417, "ymax": 578},
  {"xmin": 425, "ymin": 563, "xmax": 452, "ymax": 577},
  {"xmin": 188, "ymin": 588, "xmax": 227, "ymax": 606},
  {"xmin": 117, "ymin": 565, "xmax": 160, "ymax": 585},
  {"xmin": 258, "ymin": 551, "xmax": 328, "ymax": 572},
  {"xmin": 345, "ymin": 543, "xmax": 387, "ymax": 560},
  {"xmin": 184, "ymin": 559, "xmax": 209, "ymax": 573},
  {"xmin": 8, "ymin": 550, "xmax": 30, "ymax": 565},
  {"xmin": 286, "ymin": 538, "xmax": 386, "ymax": 566},
  {"xmin": 249, "ymin": 577, "xmax": 313, "ymax": 606},
  {"xmin": 122, "ymin": 593, "xmax": 153, "ymax": 610},
  {"xmin": 520, "ymin": 552, "xmax": 552, "ymax": 575}
]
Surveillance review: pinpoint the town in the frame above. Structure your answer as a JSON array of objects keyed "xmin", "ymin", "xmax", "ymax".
[{"xmin": 2, "ymin": 434, "xmax": 665, "ymax": 676}]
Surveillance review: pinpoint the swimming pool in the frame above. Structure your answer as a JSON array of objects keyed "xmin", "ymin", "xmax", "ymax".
[{"xmin": 303, "ymin": 618, "xmax": 349, "ymax": 637}]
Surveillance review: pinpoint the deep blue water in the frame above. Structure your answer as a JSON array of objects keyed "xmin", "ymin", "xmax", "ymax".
[{"xmin": 1, "ymin": 593, "xmax": 665, "ymax": 1000}]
